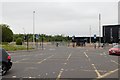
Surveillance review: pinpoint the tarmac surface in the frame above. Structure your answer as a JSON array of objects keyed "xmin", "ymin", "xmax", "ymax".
[{"xmin": 2, "ymin": 44, "xmax": 120, "ymax": 80}]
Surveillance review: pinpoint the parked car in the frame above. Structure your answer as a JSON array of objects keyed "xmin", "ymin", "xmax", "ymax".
[
  {"xmin": 0, "ymin": 48, "xmax": 12, "ymax": 76},
  {"xmin": 109, "ymin": 45, "xmax": 120, "ymax": 55}
]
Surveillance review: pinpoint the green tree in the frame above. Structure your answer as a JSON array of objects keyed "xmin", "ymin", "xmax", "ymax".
[
  {"xmin": 16, "ymin": 38, "xmax": 22, "ymax": 45},
  {"xmin": 0, "ymin": 24, "xmax": 13, "ymax": 42}
]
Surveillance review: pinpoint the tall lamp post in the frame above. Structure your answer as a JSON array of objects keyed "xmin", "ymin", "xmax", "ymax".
[
  {"xmin": 33, "ymin": 11, "xmax": 35, "ymax": 48},
  {"xmin": 90, "ymin": 25, "xmax": 91, "ymax": 44},
  {"xmin": 99, "ymin": 13, "xmax": 101, "ymax": 48}
]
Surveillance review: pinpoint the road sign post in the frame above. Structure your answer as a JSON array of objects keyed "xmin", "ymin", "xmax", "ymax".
[
  {"xmin": 94, "ymin": 34, "xmax": 96, "ymax": 49},
  {"xmin": 26, "ymin": 35, "xmax": 29, "ymax": 51},
  {"xmin": 72, "ymin": 36, "xmax": 75, "ymax": 47},
  {"xmin": 35, "ymin": 34, "xmax": 39, "ymax": 49},
  {"xmin": 42, "ymin": 37, "xmax": 43, "ymax": 50}
]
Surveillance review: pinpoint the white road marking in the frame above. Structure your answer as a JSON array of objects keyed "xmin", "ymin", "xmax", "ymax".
[
  {"xmin": 56, "ymin": 68, "xmax": 64, "ymax": 80},
  {"xmin": 24, "ymin": 67, "xmax": 37, "ymax": 71},
  {"xmin": 97, "ymin": 69, "xmax": 118, "ymax": 79},
  {"xmin": 46, "ymin": 73, "xmax": 48, "ymax": 76},
  {"xmin": 100, "ymin": 52, "xmax": 106, "ymax": 56},
  {"xmin": 111, "ymin": 60, "xmax": 120, "ymax": 65},
  {"xmin": 67, "ymin": 53, "xmax": 72, "ymax": 61},
  {"xmin": 84, "ymin": 52, "xmax": 102, "ymax": 78},
  {"xmin": 12, "ymin": 76, "xmax": 16, "ymax": 78},
  {"xmin": 38, "ymin": 75, "xmax": 41, "ymax": 76},
  {"xmin": 61, "ymin": 68, "xmax": 64, "ymax": 71},
  {"xmin": 92, "ymin": 64, "xmax": 101, "ymax": 78},
  {"xmin": 38, "ymin": 55, "xmax": 54, "ymax": 64},
  {"xmin": 29, "ymin": 77, "xmax": 32, "ymax": 78},
  {"xmin": 49, "ymin": 48, "xmax": 56, "ymax": 51},
  {"xmin": 13, "ymin": 62, "xmax": 37, "ymax": 64},
  {"xmin": 14, "ymin": 58, "xmax": 28, "ymax": 63},
  {"xmin": 56, "ymin": 71, "xmax": 63, "ymax": 80},
  {"xmin": 53, "ymin": 72, "xmax": 55, "ymax": 74},
  {"xmin": 103, "ymin": 52, "xmax": 106, "ymax": 55},
  {"xmin": 28, "ymin": 77, "xmax": 36, "ymax": 78},
  {"xmin": 83, "ymin": 70, "xmax": 107, "ymax": 73},
  {"xmin": 84, "ymin": 52, "xmax": 89, "ymax": 58},
  {"xmin": 64, "ymin": 63, "xmax": 67, "ymax": 65}
]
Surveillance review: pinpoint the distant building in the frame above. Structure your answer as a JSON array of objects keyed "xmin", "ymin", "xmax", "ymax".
[{"xmin": 103, "ymin": 25, "xmax": 120, "ymax": 43}]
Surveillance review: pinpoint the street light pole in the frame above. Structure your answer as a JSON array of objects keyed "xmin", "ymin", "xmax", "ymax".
[
  {"xmin": 33, "ymin": 11, "xmax": 35, "ymax": 48},
  {"xmin": 23, "ymin": 28, "xmax": 25, "ymax": 34},
  {"xmin": 99, "ymin": 13, "xmax": 101, "ymax": 48},
  {"xmin": 90, "ymin": 25, "xmax": 91, "ymax": 44}
]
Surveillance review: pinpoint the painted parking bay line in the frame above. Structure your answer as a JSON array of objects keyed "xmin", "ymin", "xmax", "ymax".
[
  {"xmin": 56, "ymin": 68, "xmax": 64, "ymax": 80},
  {"xmin": 92, "ymin": 64, "xmax": 101, "ymax": 78},
  {"xmin": 67, "ymin": 53, "xmax": 72, "ymax": 61},
  {"xmin": 84, "ymin": 52, "xmax": 88, "ymax": 58},
  {"xmin": 38, "ymin": 55, "xmax": 54, "ymax": 64},
  {"xmin": 97, "ymin": 68, "xmax": 119, "ymax": 79},
  {"xmin": 111, "ymin": 60, "xmax": 120, "ymax": 65},
  {"xmin": 13, "ymin": 58, "xmax": 28, "ymax": 63},
  {"xmin": 83, "ymin": 52, "xmax": 101, "ymax": 78},
  {"xmin": 13, "ymin": 55, "xmax": 54, "ymax": 64}
]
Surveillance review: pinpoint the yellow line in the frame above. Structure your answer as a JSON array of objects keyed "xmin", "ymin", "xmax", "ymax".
[
  {"xmin": 97, "ymin": 68, "xmax": 118, "ymax": 79},
  {"xmin": 67, "ymin": 53, "xmax": 72, "ymax": 61},
  {"xmin": 92, "ymin": 64, "xmax": 101, "ymax": 77}
]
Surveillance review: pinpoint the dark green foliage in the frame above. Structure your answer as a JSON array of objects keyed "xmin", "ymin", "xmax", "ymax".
[
  {"xmin": 13, "ymin": 34, "xmax": 70, "ymax": 42},
  {"xmin": 0, "ymin": 24, "xmax": 13, "ymax": 42},
  {"xmin": 16, "ymin": 38, "xmax": 22, "ymax": 45}
]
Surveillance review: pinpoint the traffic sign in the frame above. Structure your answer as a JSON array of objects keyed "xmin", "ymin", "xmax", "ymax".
[
  {"xmin": 94, "ymin": 34, "xmax": 96, "ymax": 39},
  {"xmin": 35, "ymin": 34, "xmax": 39, "ymax": 39}
]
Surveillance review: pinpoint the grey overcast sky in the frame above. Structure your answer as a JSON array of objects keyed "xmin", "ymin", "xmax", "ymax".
[{"xmin": 1, "ymin": 0, "xmax": 119, "ymax": 37}]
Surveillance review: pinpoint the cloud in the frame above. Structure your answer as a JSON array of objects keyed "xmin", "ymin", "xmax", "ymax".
[{"xmin": 2, "ymin": 2, "xmax": 118, "ymax": 36}]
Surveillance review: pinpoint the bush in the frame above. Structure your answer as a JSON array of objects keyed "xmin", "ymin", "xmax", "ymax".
[{"xmin": 16, "ymin": 38, "xmax": 22, "ymax": 45}]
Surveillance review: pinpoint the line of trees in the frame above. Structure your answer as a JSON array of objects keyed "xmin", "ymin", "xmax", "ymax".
[
  {"xmin": 13, "ymin": 34, "xmax": 70, "ymax": 42},
  {"xmin": 0, "ymin": 24, "xmax": 71, "ymax": 44}
]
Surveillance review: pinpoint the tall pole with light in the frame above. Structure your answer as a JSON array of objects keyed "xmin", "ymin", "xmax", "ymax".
[
  {"xmin": 33, "ymin": 11, "xmax": 35, "ymax": 48},
  {"xmin": 99, "ymin": 13, "xmax": 101, "ymax": 47},
  {"xmin": 89, "ymin": 25, "xmax": 91, "ymax": 44}
]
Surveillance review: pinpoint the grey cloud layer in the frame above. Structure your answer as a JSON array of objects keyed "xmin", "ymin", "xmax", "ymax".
[{"xmin": 2, "ymin": 2, "xmax": 118, "ymax": 36}]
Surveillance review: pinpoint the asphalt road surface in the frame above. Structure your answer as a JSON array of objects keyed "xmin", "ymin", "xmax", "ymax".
[{"xmin": 2, "ymin": 45, "xmax": 120, "ymax": 80}]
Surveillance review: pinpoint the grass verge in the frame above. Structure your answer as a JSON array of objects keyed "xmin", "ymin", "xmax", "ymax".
[{"xmin": 2, "ymin": 45, "xmax": 33, "ymax": 51}]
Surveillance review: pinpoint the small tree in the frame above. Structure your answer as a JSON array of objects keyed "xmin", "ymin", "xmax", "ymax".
[{"xmin": 16, "ymin": 38, "xmax": 22, "ymax": 45}]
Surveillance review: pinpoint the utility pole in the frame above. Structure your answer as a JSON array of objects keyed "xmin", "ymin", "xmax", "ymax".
[
  {"xmin": 90, "ymin": 25, "xmax": 91, "ymax": 44},
  {"xmin": 99, "ymin": 13, "xmax": 101, "ymax": 48},
  {"xmin": 33, "ymin": 11, "xmax": 35, "ymax": 48},
  {"xmin": 23, "ymin": 28, "xmax": 26, "ymax": 46}
]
